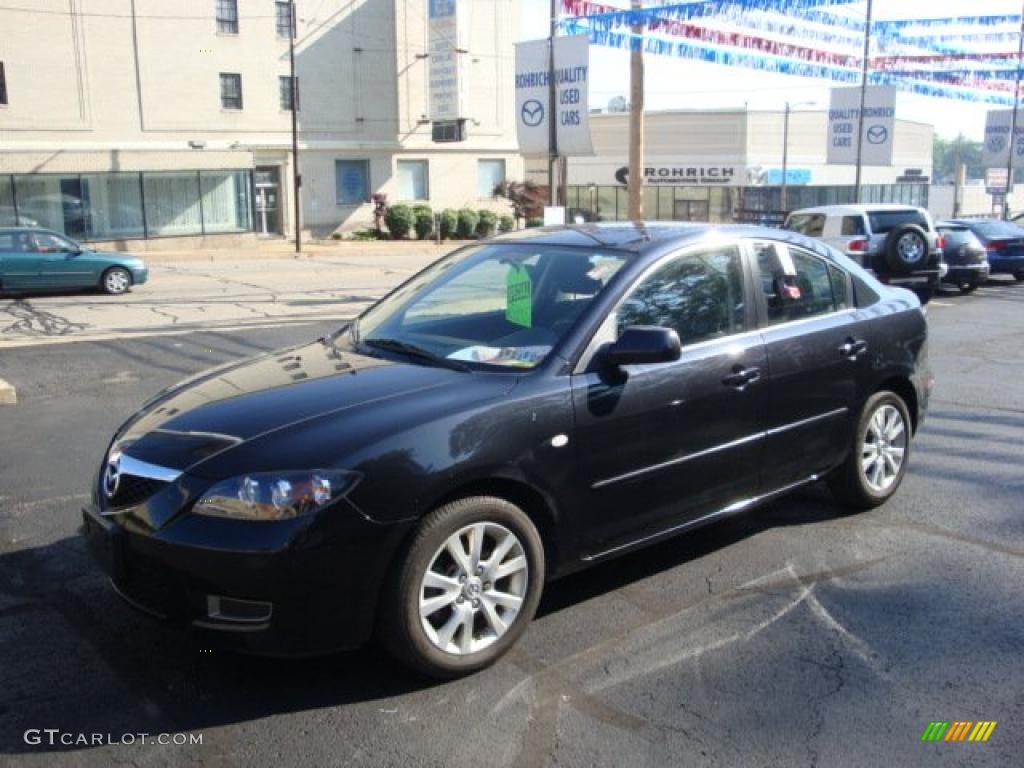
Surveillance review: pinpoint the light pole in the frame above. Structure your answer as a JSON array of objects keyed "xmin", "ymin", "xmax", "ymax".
[{"xmin": 781, "ymin": 100, "xmax": 817, "ymax": 215}]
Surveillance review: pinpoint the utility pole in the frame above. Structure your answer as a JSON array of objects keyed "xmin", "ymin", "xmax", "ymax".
[
  {"xmin": 290, "ymin": 0, "xmax": 302, "ymax": 253},
  {"xmin": 853, "ymin": 0, "xmax": 874, "ymax": 204},
  {"xmin": 1003, "ymin": 2, "xmax": 1024, "ymax": 219},
  {"xmin": 628, "ymin": 0, "xmax": 645, "ymax": 220},
  {"xmin": 781, "ymin": 102, "xmax": 791, "ymax": 215},
  {"xmin": 548, "ymin": 0, "xmax": 558, "ymax": 207}
]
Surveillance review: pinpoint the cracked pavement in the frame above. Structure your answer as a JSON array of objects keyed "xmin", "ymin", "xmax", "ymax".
[
  {"xmin": 0, "ymin": 246, "xmax": 447, "ymax": 349},
  {"xmin": 0, "ymin": 280, "xmax": 1022, "ymax": 766}
]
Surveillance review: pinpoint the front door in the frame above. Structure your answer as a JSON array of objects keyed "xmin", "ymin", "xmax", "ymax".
[
  {"xmin": 571, "ymin": 243, "xmax": 766, "ymax": 556},
  {"xmin": 752, "ymin": 241, "xmax": 864, "ymax": 489},
  {"xmin": 254, "ymin": 167, "xmax": 282, "ymax": 236}
]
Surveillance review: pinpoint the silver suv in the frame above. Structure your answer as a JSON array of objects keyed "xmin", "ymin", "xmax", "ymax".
[{"xmin": 783, "ymin": 204, "xmax": 945, "ymax": 302}]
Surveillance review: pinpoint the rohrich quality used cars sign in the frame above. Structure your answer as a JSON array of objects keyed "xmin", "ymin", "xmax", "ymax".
[
  {"xmin": 514, "ymin": 35, "xmax": 593, "ymax": 156},
  {"xmin": 982, "ymin": 108, "xmax": 1024, "ymax": 170},
  {"xmin": 827, "ymin": 86, "xmax": 896, "ymax": 166}
]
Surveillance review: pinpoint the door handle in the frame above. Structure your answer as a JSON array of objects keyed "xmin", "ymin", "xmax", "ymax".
[
  {"xmin": 838, "ymin": 338, "xmax": 868, "ymax": 359},
  {"xmin": 722, "ymin": 366, "xmax": 762, "ymax": 389}
]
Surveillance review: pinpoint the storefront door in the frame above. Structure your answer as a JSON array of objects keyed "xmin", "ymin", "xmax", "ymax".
[{"xmin": 254, "ymin": 167, "xmax": 282, "ymax": 236}]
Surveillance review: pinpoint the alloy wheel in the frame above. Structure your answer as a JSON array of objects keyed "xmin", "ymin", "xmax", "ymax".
[
  {"xmin": 897, "ymin": 234, "xmax": 925, "ymax": 264},
  {"xmin": 419, "ymin": 522, "xmax": 528, "ymax": 656},
  {"xmin": 860, "ymin": 404, "xmax": 907, "ymax": 493},
  {"xmin": 105, "ymin": 269, "xmax": 130, "ymax": 294}
]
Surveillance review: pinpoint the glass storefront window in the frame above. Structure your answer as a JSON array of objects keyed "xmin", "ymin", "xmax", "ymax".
[
  {"xmin": 143, "ymin": 172, "xmax": 203, "ymax": 237},
  {"xmin": 200, "ymin": 170, "xmax": 252, "ymax": 234},
  {"xmin": 82, "ymin": 174, "xmax": 145, "ymax": 240},
  {"xmin": 0, "ymin": 175, "xmax": 15, "ymax": 226},
  {"xmin": 643, "ymin": 187, "xmax": 659, "ymax": 219},
  {"xmin": 596, "ymin": 186, "xmax": 618, "ymax": 221},
  {"xmin": 13, "ymin": 175, "xmax": 67, "ymax": 233}
]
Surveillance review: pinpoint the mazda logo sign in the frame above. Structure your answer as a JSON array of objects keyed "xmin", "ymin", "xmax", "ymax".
[{"xmin": 103, "ymin": 451, "xmax": 122, "ymax": 499}]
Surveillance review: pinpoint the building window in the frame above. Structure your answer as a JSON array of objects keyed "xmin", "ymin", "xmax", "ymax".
[
  {"xmin": 0, "ymin": 62, "xmax": 7, "ymax": 105},
  {"xmin": 396, "ymin": 160, "xmax": 429, "ymax": 201},
  {"xmin": 216, "ymin": 0, "xmax": 239, "ymax": 34},
  {"xmin": 220, "ymin": 73, "xmax": 243, "ymax": 110},
  {"xmin": 477, "ymin": 159, "xmax": 505, "ymax": 199},
  {"xmin": 335, "ymin": 160, "xmax": 370, "ymax": 205},
  {"xmin": 279, "ymin": 76, "xmax": 298, "ymax": 111},
  {"xmin": 276, "ymin": 2, "xmax": 294, "ymax": 38}
]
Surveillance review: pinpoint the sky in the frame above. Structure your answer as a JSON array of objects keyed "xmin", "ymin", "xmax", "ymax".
[{"xmin": 518, "ymin": 0, "xmax": 1024, "ymax": 141}]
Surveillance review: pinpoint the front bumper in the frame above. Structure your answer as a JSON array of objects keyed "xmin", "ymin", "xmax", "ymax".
[
  {"xmin": 131, "ymin": 266, "xmax": 149, "ymax": 286},
  {"xmin": 82, "ymin": 497, "xmax": 413, "ymax": 655}
]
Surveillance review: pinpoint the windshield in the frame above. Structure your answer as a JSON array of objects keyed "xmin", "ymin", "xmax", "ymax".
[{"xmin": 354, "ymin": 243, "xmax": 630, "ymax": 371}]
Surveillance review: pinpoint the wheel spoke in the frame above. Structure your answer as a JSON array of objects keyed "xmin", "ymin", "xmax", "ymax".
[
  {"xmin": 486, "ymin": 531, "xmax": 517, "ymax": 571},
  {"xmin": 491, "ymin": 555, "xmax": 527, "ymax": 582},
  {"xmin": 420, "ymin": 591, "xmax": 458, "ymax": 619},
  {"xmin": 434, "ymin": 607, "xmax": 464, "ymax": 648},
  {"xmin": 887, "ymin": 419, "xmax": 905, "ymax": 441},
  {"xmin": 487, "ymin": 589, "xmax": 523, "ymax": 612},
  {"xmin": 422, "ymin": 570, "xmax": 460, "ymax": 592},
  {"xmin": 457, "ymin": 611, "xmax": 473, "ymax": 654},
  {"xmin": 446, "ymin": 536, "xmax": 473, "ymax": 575},
  {"xmin": 884, "ymin": 453, "xmax": 900, "ymax": 477},
  {"xmin": 889, "ymin": 446, "xmax": 905, "ymax": 460},
  {"xmin": 869, "ymin": 460, "xmax": 884, "ymax": 488},
  {"xmin": 480, "ymin": 597, "xmax": 508, "ymax": 636},
  {"xmin": 468, "ymin": 523, "xmax": 485, "ymax": 571}
]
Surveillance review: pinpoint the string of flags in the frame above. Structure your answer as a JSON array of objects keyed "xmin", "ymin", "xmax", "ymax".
[{"xmin": 559, "ymin": 0, "xmax": 1024, "ymax": 105}]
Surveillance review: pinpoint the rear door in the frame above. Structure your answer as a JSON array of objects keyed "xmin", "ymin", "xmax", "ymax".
[
  {"xmin": 0, "ymin": 232, "xmax": 43, "ymax": 290},
  {"xmin": 571, "ymin": 242, "xmax": 767, "ymax": 555},
  {"xmin": 752, "ymin": 241, "xmax": 867, "ymax": 490}
]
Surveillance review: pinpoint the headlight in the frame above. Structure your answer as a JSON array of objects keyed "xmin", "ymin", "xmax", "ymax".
[{"xmin": 193, "ymin": 470, "xmax": 361, "ymax": 521}]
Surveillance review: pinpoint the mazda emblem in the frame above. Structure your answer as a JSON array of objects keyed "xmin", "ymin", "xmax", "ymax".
[{"xmin": 103, "ymin": 452, "xmax": 122, "ymax": 499}]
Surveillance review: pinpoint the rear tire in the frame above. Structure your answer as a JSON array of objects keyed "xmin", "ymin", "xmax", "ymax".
[
  {"xmin": 828, "ymin": 391, "xmax": 912, "ymax": 511},
  {"xmin": 959, "ymin": 282, "xmax": 977, "ymax": 295},
  {"xmin": 100, "ymin": 267, "xmax": 131, "ymax": 295},
  {"xmin": 379, "ymin": 496, "xmax": 545, "ymax": 678}
]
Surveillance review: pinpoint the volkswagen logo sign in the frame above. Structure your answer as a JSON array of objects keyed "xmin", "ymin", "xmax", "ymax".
[{"xmin": 103, "ymin": 451, "xmax": 122, "ymax": 499}]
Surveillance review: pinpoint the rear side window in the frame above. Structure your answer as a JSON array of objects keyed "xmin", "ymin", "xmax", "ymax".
[
  {"xmin": 867, "ymin": 210, "xmax": 929, "ymax": 235},
  {"xmin": 755, "ymin": 244, "xmax": 841, "ymax": 325},
  {"xmin": 828, "ymin": 264, "xmax": 850, "ymax": 310},
  {"xmin": 784, "ymin": 214, "xmax": 825, "ymax": 237},
  {"xmin": 841, "ymin": 216, "xmax": 866, "ymax": 236}
]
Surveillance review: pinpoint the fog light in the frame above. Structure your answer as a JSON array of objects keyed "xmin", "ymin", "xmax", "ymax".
[{"xmin": 206, "ymin": 595, "xmax": 272, "ymax": 623}]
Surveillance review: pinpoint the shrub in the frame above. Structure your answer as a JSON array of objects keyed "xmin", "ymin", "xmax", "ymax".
[
  {"xmin": 352, "ymin": 228, "xmax": 381, "ymax": 241},
  {"xmin": 385, "ymin": 204, "xmax": 415, "ymax": 240},
  {"xmin": 476, "ymin": 210, "xmax": 498, "ymax": 238},
  {"xmin": 412, "ymin": 205, "xmax": 434, "ymax": 240},
  {"xmin": 330, "ymin": 232, "xmax": 343, "ymax": 240},
  {"xmin": 525, "ymin": 217, "xmax": 544, "ymax": 228},
  {"xmin": 457, "ymin": 208, "xmax": 480, "ymax": 239},
  {"xmin": 440, "ymin": 209, "xmax": 459, "ymax": 240},
  {"xmin": 498, "ymin": 214, "xmax": 514, "ymax": 232}
]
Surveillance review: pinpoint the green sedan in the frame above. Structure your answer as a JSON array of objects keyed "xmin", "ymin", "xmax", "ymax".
[{"xmin": 0, "ymin": 228, "xmax": 148, "ymax": 295}]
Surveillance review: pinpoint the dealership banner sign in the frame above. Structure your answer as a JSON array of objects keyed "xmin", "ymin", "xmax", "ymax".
[
  {"xmin": 428, "ymin": 0, "xmax": 468, "ymax": 121},
  {"xmin": 827, "ymin": 86, "xmax": 896, "ymax": 166},
  {"xmin": 514, "ymin": 35, "xmax": 593, "ymax": 156},
  {"xmin": 982, "ymin": 109, "xmax": 1024, "ymax": 169}
]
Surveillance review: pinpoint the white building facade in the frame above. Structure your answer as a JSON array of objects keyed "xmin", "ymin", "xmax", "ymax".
[{"xmin": 0, "ymin": 0, "xmax": 521, "ymax": 247}]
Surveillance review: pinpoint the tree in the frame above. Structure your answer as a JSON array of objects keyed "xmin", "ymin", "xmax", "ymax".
[
  {"xmin": 607, "ymin": 95, "xmax": 630, "ymax": 113},
  {"xmin": 494, "ymin": 180, "xmax": 546, "ymax": 226},
  {"xmin": 933, "ymin": 135, "xmax": 984, "ymax": 183}
]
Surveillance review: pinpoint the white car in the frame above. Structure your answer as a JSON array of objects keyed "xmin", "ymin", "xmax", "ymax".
[{"xmin": 783, "ymin": 204, "xmax": 945, "ymax": 302}]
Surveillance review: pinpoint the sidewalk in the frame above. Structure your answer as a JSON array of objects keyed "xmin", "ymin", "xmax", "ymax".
[{"xmin": 139, "ymin": 238, "xmax": 462, "ymax": 264}]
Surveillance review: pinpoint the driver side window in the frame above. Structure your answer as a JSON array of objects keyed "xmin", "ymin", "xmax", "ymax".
[{"xmin": 616, "ymin": 246, "xmax": 747, "ymax": 347}]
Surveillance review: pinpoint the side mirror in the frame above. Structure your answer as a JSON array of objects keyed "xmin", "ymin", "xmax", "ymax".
[{"xmin": 604, "ymin": 326, "xmax": 682, "ymax": 367}]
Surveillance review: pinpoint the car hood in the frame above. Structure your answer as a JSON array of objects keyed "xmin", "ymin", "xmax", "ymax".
[{"xmin": 113, "ymin": 339, "xmax": 478, "ymax": 472}]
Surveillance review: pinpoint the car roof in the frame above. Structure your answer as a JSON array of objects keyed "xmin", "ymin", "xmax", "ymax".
[
  {"xmin": 788, "ymin": 204, "xmax": 924, "ymax": 216},
  {"xmin": 494, "ymin": 221, "xmax": 824, "ymax": 254}
]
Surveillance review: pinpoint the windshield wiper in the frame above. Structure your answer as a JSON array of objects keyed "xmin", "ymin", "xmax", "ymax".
[{"xmin": 362, "ymin": 338, "xmax": 471, "ymax": 372}]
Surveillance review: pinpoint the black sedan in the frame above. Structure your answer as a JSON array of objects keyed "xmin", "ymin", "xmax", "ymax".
[
  {"xmin": 935, "ymin": 222, "xmax": 990, "ymax": 293},
  {"xmin": 944, "ymin": 218, "xmax": 1024, "ymax": 282},
  {"xmin": 83, "ymin": 224, "xmax": 932, "ymax": 677}
]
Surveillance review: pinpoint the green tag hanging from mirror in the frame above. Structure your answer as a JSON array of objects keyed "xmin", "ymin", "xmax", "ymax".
[{"xmin": 506, "ymin": 264, "xmax": 533, "ymax": 328}]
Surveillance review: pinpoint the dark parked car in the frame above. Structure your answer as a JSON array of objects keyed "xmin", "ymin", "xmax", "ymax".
[
  {"xmin": 944, "ymin": 218, "xmax": 1024, "ymax": 282},
  {"xmin": 935, "ymin": 222, "xmax": 990, "ymax": 293},
  {"xmin": 83, "ymin": 224, "xmax": 932, "ymax": 677},
  {"xmin": 0, "ymin": 227, "xmax": 147, "ymax": 295}
]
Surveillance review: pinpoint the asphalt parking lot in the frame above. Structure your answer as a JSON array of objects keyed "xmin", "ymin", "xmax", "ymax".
[{"xmin": 0, "ymin": 273, "xmax": 1022, "ymax": 767}]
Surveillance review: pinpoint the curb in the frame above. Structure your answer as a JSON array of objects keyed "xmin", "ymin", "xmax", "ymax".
[{"xmin": 0, "ymin": 377, "xmax": 16, "ymax": 406}]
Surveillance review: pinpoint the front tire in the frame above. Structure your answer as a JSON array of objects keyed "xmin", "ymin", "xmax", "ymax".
[
  {"xmin": 379, "ymin": 496, "xmax": 545, "ymax": 678},
  {"xmin": 828, "ymin": 391, "xmax": 912, "ymax": 510},
  {"xmin": 100, "ymin": 267, "xmax": 132, "ymax": 295}
]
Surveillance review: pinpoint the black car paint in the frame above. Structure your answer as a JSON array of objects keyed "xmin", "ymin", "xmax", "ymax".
[{"xmin": 83, "ymin": 224, "xmax": 931, "ymax": 654}]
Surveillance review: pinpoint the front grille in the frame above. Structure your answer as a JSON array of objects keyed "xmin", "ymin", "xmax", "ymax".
[{"xmin": 108, "ymin": 474, "xmax": 169, "ymax": 509}]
